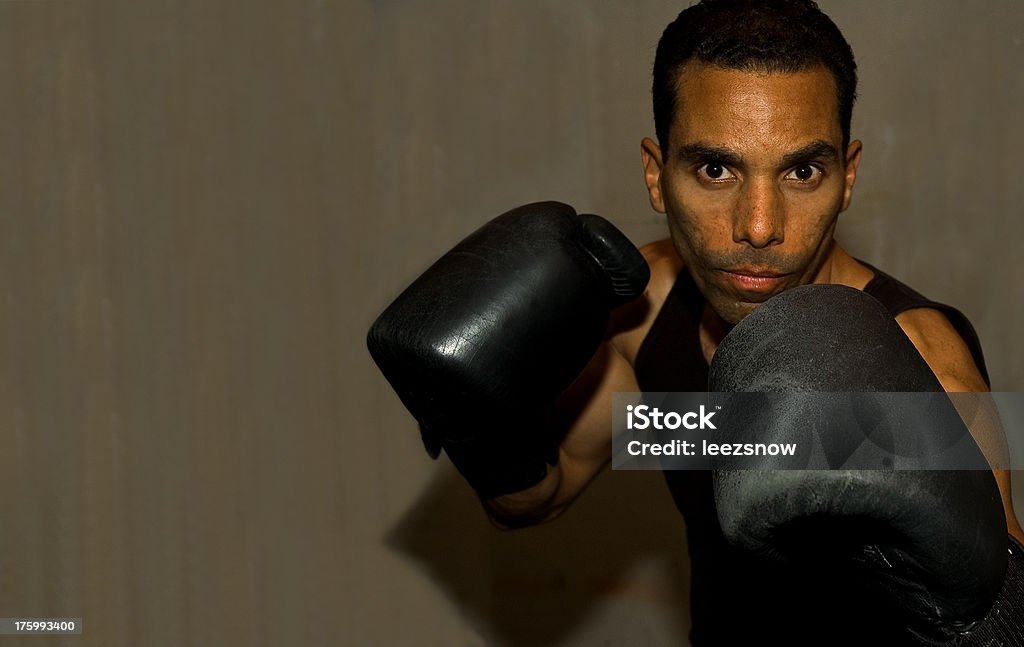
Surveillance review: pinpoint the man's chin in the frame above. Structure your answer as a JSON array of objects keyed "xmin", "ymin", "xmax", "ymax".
[
  {"xmin": 696, "ymin": 269, "xmax": 804, "ymax": 324},
  {"xmin": 707, "ymin": 277, "xmax": 810, "ymax": 325},
  {"xmin": 708, "ymin": 298, "xmax": 761, "ymax": 326}
]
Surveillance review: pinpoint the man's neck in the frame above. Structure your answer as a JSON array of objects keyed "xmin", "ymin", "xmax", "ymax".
[{"xmin": 699, "ymin": 303, "xmax": 731, "ymax": 365}]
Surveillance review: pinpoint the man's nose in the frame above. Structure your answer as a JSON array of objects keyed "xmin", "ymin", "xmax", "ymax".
[{"xmin": 733, "ymin": 178, "xmax": 784, "ymax": 248}]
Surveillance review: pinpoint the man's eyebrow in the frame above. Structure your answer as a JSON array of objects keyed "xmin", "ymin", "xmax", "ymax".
[
  {"xmin": 675, "ymin": 141, "xmax": 841, "ymax": 170},
  {"xmin": 779, "ymin": 140, "xmax": 840, "ymax": 168},
  {"xmin": 676, "ymin": 144, "xmax": 744, "ymax": 167}
]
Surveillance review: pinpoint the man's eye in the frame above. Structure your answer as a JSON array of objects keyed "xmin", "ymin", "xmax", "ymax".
[
  {"xmin": 698, "ymin": 163, "xmax": 735, "ymax": 181},
  {"xmin": 785, "ymin": 164, "xmax": 823, "ymax": 182}
]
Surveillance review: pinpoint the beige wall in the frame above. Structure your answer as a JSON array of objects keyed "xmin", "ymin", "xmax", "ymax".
[{"xmin": 0, "ymin": 1, "xmax": 1020, "ymax": 645}]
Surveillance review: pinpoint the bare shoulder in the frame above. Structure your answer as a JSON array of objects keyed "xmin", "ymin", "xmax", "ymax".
[
  {"xmin": 894, "ymin": 307, "xmax": 988, "ymax": 392},
  {"xmin": 608, "ymin": 238, "xmax": 683, "ymax": 365},
  {"xmin": 840, "ymin": 248, "xmax": 986, "ymax": 391}
]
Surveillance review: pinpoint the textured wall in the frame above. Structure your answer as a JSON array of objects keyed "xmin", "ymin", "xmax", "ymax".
[{"xmin": 0, "ymin": 1, "xmax": 1020, "ymax": 645}]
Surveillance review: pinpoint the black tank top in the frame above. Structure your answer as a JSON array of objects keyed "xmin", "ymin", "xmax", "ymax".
[{"xmin": 633, "ymin": 262, "xmax": 991, "ymax": 646}]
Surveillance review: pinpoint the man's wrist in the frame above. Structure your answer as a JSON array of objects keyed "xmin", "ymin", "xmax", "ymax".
[{"xmin": 484, "ymin": 463, "xmax": 563, "ymax": 529}]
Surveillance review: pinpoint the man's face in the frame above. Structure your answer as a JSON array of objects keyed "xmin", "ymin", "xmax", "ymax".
[{"xmin": 642, "ymin": 63, "xmax": 862, "ymax": 324}]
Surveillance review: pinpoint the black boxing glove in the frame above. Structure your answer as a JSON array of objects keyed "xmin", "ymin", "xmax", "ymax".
[
  {"xmin": 367, "ymin": 202, "xmax": 649, "ymax": 499},
  {"xmin": 709, "ymin": 285, "xmax": 1007, "ymax": 644}
]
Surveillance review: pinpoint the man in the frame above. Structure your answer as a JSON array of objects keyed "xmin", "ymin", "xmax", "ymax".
[
  {"xmin": 370, "ymin": 1, "xmax": 1022, "ymax": 643},
  {"xmin": 486, "ymin": 0, "xmax": 1022, "ymax": 533}
]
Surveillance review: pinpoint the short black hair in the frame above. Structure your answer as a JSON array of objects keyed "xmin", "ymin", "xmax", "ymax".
[{"xmin": 653, "ymin": 0, "xmax": 857, "ymax": 154}]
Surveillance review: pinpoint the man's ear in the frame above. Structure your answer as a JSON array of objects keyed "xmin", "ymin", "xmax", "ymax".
[
  {"xmin": 641, "ymin": 137, "xmax": 667, "ymax": 214},
  {"xmin": 841, "ymin": 139, "xmax": 863, "ymax": 213}
]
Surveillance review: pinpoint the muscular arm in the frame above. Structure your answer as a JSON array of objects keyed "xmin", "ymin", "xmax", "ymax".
[
  {"xmin": 486, "ymin": 241, "xmax": 679, "ymax": 529},
  {"xmin": 484, "ymin": 341, "xmax": 638, "ymax": 529},
  {"xmin": 896, "ymin": 307, "xmax": 1024, "ymax": 544}
]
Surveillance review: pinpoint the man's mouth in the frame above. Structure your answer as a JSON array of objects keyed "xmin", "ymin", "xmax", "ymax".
[{"xmin": 717, "ymin": 268, "xmax": 789, "ymax": 295}]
